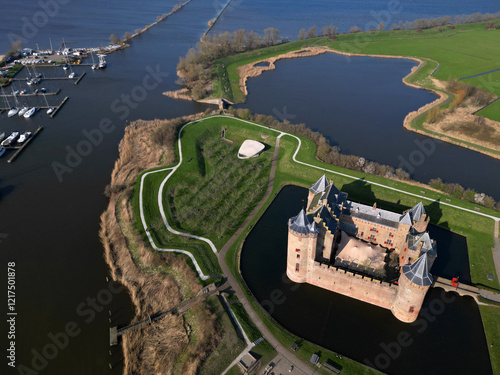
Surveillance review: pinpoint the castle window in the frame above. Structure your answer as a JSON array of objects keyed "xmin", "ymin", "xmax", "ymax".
[
  {"xmin": 296, "ymin": 248, "xmax": 300, "ymax": 252},
  {"xmin": 387, "ymin": 239, "xmax": 392, "ymax": 246},
  {"xmin": 296, "ymin": 254, "xmax": 300, "ymax": 259},
  {"xmin": 409, "ymin": 306, "xmax": 415, "ymax": 313},
  {"xmin": 295, "ymin": 263, "xmax": 300, "ymax": 272},
  {"xmin": 369, "ymin": 234, "xmax": 376, "ymax": 241},
  {"xmin": 372, "ymin": 227, "xmax": 377, "ymax": 232}
]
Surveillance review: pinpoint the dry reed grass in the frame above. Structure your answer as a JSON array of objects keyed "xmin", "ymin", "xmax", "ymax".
[{"xmin": 99, "ymin": 114, "xmax": 223, "ymax": 374}]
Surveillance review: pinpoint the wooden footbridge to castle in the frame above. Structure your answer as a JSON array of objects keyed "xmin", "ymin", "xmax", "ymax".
[
  {"xmin": 432, "ymin": 277, "xmax": 500, "ymax": 304},
  {"xmin": 110, "ymin": 280, "xmax": 228, "ymax": 346}
]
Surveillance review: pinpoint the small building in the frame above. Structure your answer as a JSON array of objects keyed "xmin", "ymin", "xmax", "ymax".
[
  {"xmin": 238, "ymin": 140, "xmax": 265, "ymax": 159},
  {"xmin": 238, "ymin": 352, "xmax": 258, "ymax": 373}
]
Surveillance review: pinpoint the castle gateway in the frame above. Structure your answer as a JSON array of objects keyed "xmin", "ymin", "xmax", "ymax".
[{"xmin": 287, "ymin": 175, "xmax": 437, "ymax": 323}]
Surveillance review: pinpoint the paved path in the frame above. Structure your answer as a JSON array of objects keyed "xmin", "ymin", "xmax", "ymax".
[{"xmin": 492, "ymin": 220, "xmax": 500, "ymax": 285}]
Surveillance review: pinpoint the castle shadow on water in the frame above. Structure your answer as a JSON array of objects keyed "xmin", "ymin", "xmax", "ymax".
[{"xmin": 287, "ymin": 175, "xmax": 437, "ymax": 323}]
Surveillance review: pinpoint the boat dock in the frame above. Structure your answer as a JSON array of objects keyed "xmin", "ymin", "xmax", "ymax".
[
  {"xmin": 12, "ymin": 76, "xmax": 79, "ymax": 82},
  {"xmin": 6, "ymin": 126, "xmax": 43, "ymax": 163},
  {"xmin": 109, "ymin": 281, "xmax": 227, "ymax": 346},
  {"xmin": 50, "ymin": 96, "xmax": 69, "ymax": 118},
  {"xmin": 74, "ymin": 72, "xmax": 86, "ymax": 85},
  {"xmin": 3, "ymin": 89, "xmax": 61, "ymax": 97}
]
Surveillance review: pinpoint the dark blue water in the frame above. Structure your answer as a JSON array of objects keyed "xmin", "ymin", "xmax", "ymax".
[
  {"xmin": 240, "ymin": 185, "xmax": 491, "ymax": 375},
  {"xmin": 211, "ymin": 0, "xmax": 500, "ymax": 38},
  {"xmin": 242, "ymin": 53, "xmax": 500, "ymax": 199},
  {"xmin": 1, "ymin": 0, "xmax": 182, "ymax": 53}
]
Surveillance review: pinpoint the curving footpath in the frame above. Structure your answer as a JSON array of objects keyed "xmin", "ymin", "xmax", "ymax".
[{"xmin": 138, "ymin": 115, "xmax": 500, "ymax": 373}]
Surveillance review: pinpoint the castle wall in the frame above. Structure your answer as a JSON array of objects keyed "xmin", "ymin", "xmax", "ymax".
[{"xmin": 304, "ymin": 262, "xmax": 398, "ymax": 310}]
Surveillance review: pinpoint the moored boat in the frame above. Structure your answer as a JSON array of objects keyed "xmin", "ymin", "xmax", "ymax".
[
  {"xmin": 17, "ymin": 132, "xmax": 32, "ymax": 145},
  {"xmin": 18, "ymin": 107, "xmax": 29, "ymax": 116},
  {"xmin": 23, "ymin": 107, "xmax": 36, "ymax": 118},
  {"xmin": 8, "ymin": 107, "xmax": 19, "ymax": 117},
  {"xmin": 1, "ymin": 132, "xmax": 20, "ymax": 147}
]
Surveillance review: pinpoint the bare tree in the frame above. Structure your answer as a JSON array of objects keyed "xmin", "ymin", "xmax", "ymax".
[
  {"xmin": 298, "ymin": 28, "xmax": 307, "ymax": 40},
  {"xmin": 349, "ymin": 25, "xmax": 362, "ymax": 33},
  {"xmin": 307, "ymin": 25, "xmax": 317, "ymax": 38},
  {"xmin": 377, "ymin": 22, "xmax": 385, "ymax": 31},
  {"xmin": 263, "ymin": 27, "xmax": 281, "ymax": 45},
  {"xmin": 321, "ymin": 24, "xmax": 338, "ymax": 36},
  {"xmin": 124, "ymin": 31, "xmax": 132, "ymax": 40}
]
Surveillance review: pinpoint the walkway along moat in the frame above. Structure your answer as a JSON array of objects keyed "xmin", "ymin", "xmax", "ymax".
[{"xmin": 240, "ymin": 185, "xmax": 491, "ymax": 375}]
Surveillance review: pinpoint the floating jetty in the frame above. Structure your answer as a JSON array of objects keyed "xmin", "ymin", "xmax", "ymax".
[
  {"xmin": 74, "ymin": 72, "xmax": 86, "ymax": 85},
  {"xmin": 7, "ymin": 126, "xmax": 43, "ymax": 163},
  {"xmin": 3, "ymin": 89, "xmax": 61, "ymax": 97},
  {"xmin": 50, "ymin": 96, "xmax": 69, "ymax": 118}
]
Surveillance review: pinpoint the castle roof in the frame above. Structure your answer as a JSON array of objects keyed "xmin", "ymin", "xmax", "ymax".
[
  {"xmin": 409, "ymin": 202, "xmax": 426, "ymax": 222},
  {"xmin": 318, "ymin": 204, "xmax": 338, "ymax": 233},
  {"xmin": 309, "ymin": 175, "xmax": 328, "ymax": 195},
  {"xmin": 290, "ymin": 209, "xmax": 319, "ymax": 234},
  {"xmin": 399, "ymin": 212, "xmax": 412, "ymax": 226},
  {"xmin": 402, "ymin": 252, "xmax": 433, "ymax": 286},
  {"xmin": 345, "ymin": 201, "xmax": 401, "ymax": 229},
  {"xmin": 409, "ymin": 232, "xmax": 437, "ymax": 259}
]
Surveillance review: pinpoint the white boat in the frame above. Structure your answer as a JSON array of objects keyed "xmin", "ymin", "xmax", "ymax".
[
  {"xmin": 18, "ymin": 107, "xmax": 29, "ymax": 116},
  {"xmin": 68, "ymin": 72, "xmax": 75, "ymax": 78},
  {"xmin": 8, "ymin": 107, "xmax": 19, "ymax": 117},
  {"xmin": 17, "ymin": 132, "xmax": 32, "ymax": 144},
  {"xmin": 1, "ymin": 132, "xmax": 19, "ymax": 147},
  {"xmin": 47, "ymin": 107, "xmax": 54, "ymax": 115},
  {"xmin": 0, "ymin": 132, "xmax": 5, "ymax": 142},
  {"xmin": 97, "ymin": 54, "xmax": 107, "ymax": 69},
  {"xmin": 63, "ymin": 64, "xmax": 69, "ymax": 70},
  {"xmin": 23, "ymin": 107, "xmax": 36, "ymax": 118},
  {"xmin": 0, "ymin": 147, "xmax": 5, "ymax": 157}
]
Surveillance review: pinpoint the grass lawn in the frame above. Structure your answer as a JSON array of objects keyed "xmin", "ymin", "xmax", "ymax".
[{"xmin": 137, "ymin": 115, "xmax": 500, "ymax": 374}]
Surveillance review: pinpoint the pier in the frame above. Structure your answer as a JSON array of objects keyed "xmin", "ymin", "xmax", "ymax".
[
  {"xmin": 74, "ymin": 72, "xmax": 86, "ymax": 85},
  {"xmin": 110, "ymin": 281, "xmax": 227, "ymax": 346},
  {"xmin": 50, "ymin": 96, "xmax": 69, "ymax": 118},
  {"xmin": 7, "ymin": 126, "xmax": 43, "ymax": 163},
  {"xmin": 3, "ymin": 89, "xmax": 61, "ymax": 97}
]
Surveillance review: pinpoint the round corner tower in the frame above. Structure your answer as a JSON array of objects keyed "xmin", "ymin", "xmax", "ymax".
[
  {"xmin": 391, "ymin": 253, "xmax": 432, "ymax": 323},
  {"xmin": 287, "ymin": 209, "xmax": 318, "ymax": 283}
]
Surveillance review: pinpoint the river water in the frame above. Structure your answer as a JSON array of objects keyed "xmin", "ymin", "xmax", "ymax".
[{"xmin": 0, "ymin": 1, "xmax": 498, "ymax": 374}]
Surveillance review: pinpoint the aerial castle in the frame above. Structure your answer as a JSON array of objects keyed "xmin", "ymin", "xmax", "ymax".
[{"xmin": 287, "ymin": 175, "xmax": 437, "ymax": 323}]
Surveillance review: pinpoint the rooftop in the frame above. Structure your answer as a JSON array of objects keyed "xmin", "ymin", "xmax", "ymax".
[{"xmin": 237, "ymin": 139, "xmax": 265, "ymax": 159}]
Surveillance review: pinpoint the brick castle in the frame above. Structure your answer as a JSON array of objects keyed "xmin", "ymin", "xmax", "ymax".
[{"xmin": 287, "ymin": 175, "xmax": 437, "ymax": 323}]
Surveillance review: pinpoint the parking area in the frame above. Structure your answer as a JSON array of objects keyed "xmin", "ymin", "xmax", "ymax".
[{"xmin": 263, "ymin": 354, "xmax": 309, "ymax": 375}]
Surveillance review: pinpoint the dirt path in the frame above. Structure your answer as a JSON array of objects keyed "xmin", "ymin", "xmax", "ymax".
[{"xmin": 216, "ymin": 135, "xmax": 319, "ymax": 375}]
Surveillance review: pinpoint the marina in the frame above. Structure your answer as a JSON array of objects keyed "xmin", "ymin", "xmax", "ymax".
[{"xmin": 2, "ymin": 126, "xmax": 42, "ymax": 163}]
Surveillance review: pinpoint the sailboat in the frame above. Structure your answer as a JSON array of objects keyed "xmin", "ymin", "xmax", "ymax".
[
  {"xmin": 91, "ymin": 51, "xmax": 97, "ymax": 70},
  {"xmin": 43, "ymin": 93, "xmax": 54, "ymax": 114},
  {"xmin": 0, "ymin": 133, "xmax": 5, "ymax": 157},
  {"xmin": 5, "ymin": 88, "xmax": 19, "ymax": 117},
  {"xmin": 23, "ymin": 107, "xmax": 36, "ymax": 118},
  {"xmin": 18, "ymin": 106, "xmax": 29, "ymax": 116}
]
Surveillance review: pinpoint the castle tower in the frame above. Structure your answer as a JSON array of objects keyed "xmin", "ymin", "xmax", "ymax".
[
  {"xmin": 287, "ymin": 209, "xmax": 319, "ymax": 283},
  {"xmin": 408, "ymin": 202, "xmax": 429, "ymax": 233},
  {"xmin": 391, "ymin": 252, "xmax": 433, "ymax": 323},
  {"xmin": 307, "ymin": 175, "xmax": 328, "ymax": 210}
]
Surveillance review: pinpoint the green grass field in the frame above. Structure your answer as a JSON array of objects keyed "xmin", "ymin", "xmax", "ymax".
[{"xmin": 137, "ymin": 115, "xmax": 500, "ymax": 374}]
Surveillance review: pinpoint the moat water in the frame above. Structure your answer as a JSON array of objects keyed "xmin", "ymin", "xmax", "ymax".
[{"xmin": 240, "ymin": 185, "xmax": 491, "ymax": 375}]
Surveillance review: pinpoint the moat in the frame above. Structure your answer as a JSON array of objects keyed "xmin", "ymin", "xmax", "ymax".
[{"xmin": 241, "ymin": 185, "xmax": 490, "ymax": 374}]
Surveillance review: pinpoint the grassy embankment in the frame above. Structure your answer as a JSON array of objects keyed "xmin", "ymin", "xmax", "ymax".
[
  {"xmin": 0, "ymin": 64, "xmax": 23, "ymax": 86},
  {"xmin": 213, "ymin": 21, "xmax": 500, "ymax": 156},
  {"xmin": 137, "ymin": 115, "xmax": 500, "ymax": 374}
]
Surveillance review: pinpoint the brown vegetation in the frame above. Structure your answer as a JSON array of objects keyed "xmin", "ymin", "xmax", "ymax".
[{"xmin": 100, "ymin": 115, "xmax": 227, "ymax": 374}]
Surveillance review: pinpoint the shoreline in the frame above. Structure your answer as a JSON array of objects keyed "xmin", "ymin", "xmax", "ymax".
[
  {"xmin": 167, "ymin": 43, "xmax": 500, "ymax": 159},
  {"xmin": 232, "ymin": 46, "xmax": 500, "ymax": 160}
]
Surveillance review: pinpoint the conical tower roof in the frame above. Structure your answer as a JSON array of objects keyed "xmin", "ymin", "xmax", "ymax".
[
  {"xmin": 310, "ymin": 175, "xmax": 328, "ymax": 194},
  {"xmin": 409, "ymin": 202, "xmax": 426, "ymax": 222},
  {"xmin": 402, "ymin": 252, "xmax": 433, "ymax": 286},
  {"xmin": 290, "ymin": 209, "xmax": 318, "ymax": 234}
]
